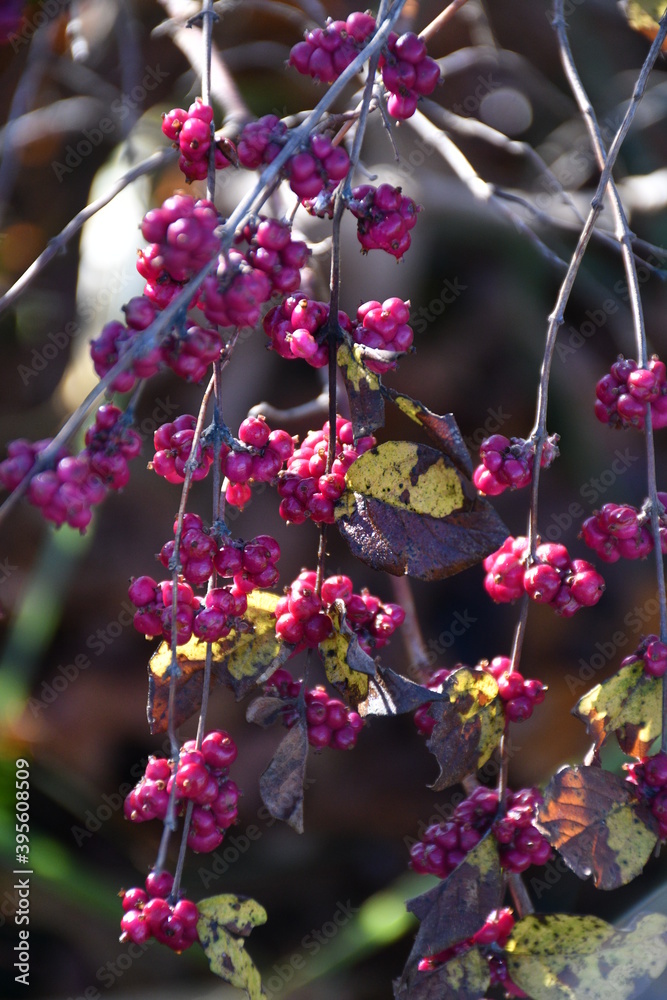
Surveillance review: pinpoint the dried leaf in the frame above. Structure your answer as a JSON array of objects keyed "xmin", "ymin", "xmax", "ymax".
[
  {"xmin": 335, "ymin": 442, "xmax": 508, "ymax": 580},
  {"xmin": 396, "ymin": 835, "xmax": 502, "ymax": 998},
  {"xmin": 359, "ymin": 665, "xmax": 441, "ymax": 718},
  {"xmin": 506, "ymin": 912, "xmax": 667, "ymax": 1000},
  {"xmin": 318, "ymin": 603, "xmax": 374, "ymax": 706},
  {"xmin": 394, "ymin": 948, "xmax": 489, "ymax": 1000},
  {"xmin": 197, "ymin": 894, "xmax": 267, "ymax": 999},
  {"xmin": 386, "ymin": 390, "xmax": 473, "ymax": 478},
  {"xmin": 537, "ymin": 765, "xmax": 658, "ymax": 889},
  {"xmin": 259, "ymin": 718, "xmax": 309, "ymax": 832},
  {"xmin": 337, "ymin": 341, "xmax": 385, "ymax": 439},
  {"xmin": 573, "ymin": 660, "xmax": 661, "ymax": 758},
  {"xmin": 148, "ymin": 592, "xmax": 288, "ymax": 734},
  {"xmin": 245, "ymin": 695, "xmax": 285, "ymax": 728},
  {"xmin": 427, "ymin": 668, "xmax": 503, "ymax": 790}
]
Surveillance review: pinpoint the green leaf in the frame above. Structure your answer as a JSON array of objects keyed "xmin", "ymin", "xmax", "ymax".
[
  {"xmin": 537, "ymin": 765, "xmax": 658, "ymax": 889},
  {"xmin": 335, "ymin": 442, "xmax": 508, "ymax": 580},
  {"xmin": 573, "ymin": 660, "xmax": 661, "ymax": 758},
  {"xmin": 259, "ymin": 717, "xmax": 309, "ymax": 832},
  {"xmin": 197, "ymin": 894, "xmax": 267, "ymax": 1000},
  {"xmin": 337, "ymin": 341, "xmax": 385, "ymax": 439},
  {"xmin": 318, "ymin": 603, "xmax": 375, "ymax": 706},
  {"xmin": 427, "ymin": 668, "xmax": 503, "ymax": 790},
  {"xmin": 148, "ymin": 591, "xmax": 288, "ymax": 733},
  {"xmin": 506, "ymin": 912, "xmax": 667, "ymax": 1000}
]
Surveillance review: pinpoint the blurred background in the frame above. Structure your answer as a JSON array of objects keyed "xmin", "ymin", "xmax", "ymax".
[{"xmin": 2, "ymin": 0, "xmax": 667, "ymax": 997}]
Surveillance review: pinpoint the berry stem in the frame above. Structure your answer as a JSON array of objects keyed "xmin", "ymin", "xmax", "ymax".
[
  {"xmin": 391, "ymin": 576, "xmax": 432, "ymax": 679},
  {"xmin": 507, "ymin": 871, "xmax": 534, "ymax": 919},
  {"xmin": 420, "ymin": 0, "xmax": 472, "ymax": 44}
]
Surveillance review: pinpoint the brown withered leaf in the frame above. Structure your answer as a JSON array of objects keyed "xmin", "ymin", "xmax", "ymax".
[
  {"xmin": 394, "ymin": 948, "xmax": 489, "ymax": 1000},
  {"xmin": 573, "ymin": 659, "xmax": 662, "ymax": 758},
  {"xmin": 396, "ymin": 835, "xmax": 502, "ymax": 998},
  {"xmin": 359, "ymin": 665, "xmax": 443, "ymax": 718},
  {"xmin": 147, "ymin": 592, "xmax": 289, "ymax": 734},
  {"xmin": 537, "ymin": 765, "xmax": 658, "ymax": 890},
  {"xmin": 427, "ymin": 668, "xmax": 502, "ymax": 790},
  {"xmin": 335, "ymin": 441, "xmax": 508, "ymax": 580},
  {"xmin": 386, "ymin": 390, "xmax": 473, "ymax": 478},
  {"xmin": 245, "ymin": 695, "xmax": 285, "ymax": 728},
  {"xmin": 337, "ymin": 341, "xmax": 385, "ymax": 439},
  {"xmin": 258, "ymin": 717, "xmax": 309, "ymax": 833}
]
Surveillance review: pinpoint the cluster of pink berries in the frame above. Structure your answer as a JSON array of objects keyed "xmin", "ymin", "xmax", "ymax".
[
  {"xmin": 620, "ymin": 634, "xmax": 667, "ymax": 678},
  {"xmin": 484, "ymin": 536, "xmax": 605, "ymax": 616},
  {"xmin": 354, "ymin": 297, "xmax": 414, "ymax": 372},
  {"xmin": 236, "ymin": 115, "xmax": 349, "ymax": 201},
  {"xmin": 288, "ymin": 11, "xmax": 376, "ymax": 83},
  {"xmin": 625, "ymin": 752, "xmax": 667, "ymax": 838},
  {"xmin": 410, "ymin": 785, "xmax": 551, "ymax": 879},
  {"xmin": 580, "ymin": 496, "xmax": 667, "ymax": 563},
  {"xmin": 483, "ymin": 656, "xmax": 546, "ymax": 722},
  {"xmin": 277, "ymin": 416, "xmax": 375, "ymax": 524},
  {"xmin": 417, "ymin": 907, "xmax": 526, "ymax": 998},
  {"xmin": 240, "ymin": 216, "xmax": 310, "ymax": 297},
  {"xmin": 472, "ymin": 433, "xmax": 559, "ymax": 496},
  {"xmin": 274, "ymin": 569, "xmax": 405, "ymax": 653},
  {"xmin": 263, "ymin": 294, "xmax": 348, "ymax": 367},
  {"xmin": 222, "ymin": 415, "xmax": 295, "ymax": 510},
  {"xmin": 0, "ymin": 405, "xmax": 141, "ymax": 532},
  {"xmin": 120, "ymin": 871, "xmax": 199, "ymax": 952},
  {"xmin": 129, "ymin": 574, "xmax": 247, "ymax": 645},
  {"xmin": 151, "ymin": 415, "xmax": 214, "ymax": 485},
  {"xmin": 412, "ymin": 668, "xmax": 453, "ymax": 736},
  {"xmin": 161, "ymin": 98, "xmax": 236, "ymax": 182},
  {"xmin": 594, "ymin": 355, "xmax": 667, "ymax": 430},
  {"xmin": 379, "ymin": 31, "xmax": 441, "ymax": 119},
  {"xmin": 348, "ymin": 183, "xmax": 420, "ymax": 260},
  {"xmin": 265, "ymin": 669, "xmax": 364, "ymax": 750},
  {"xmin": 124, "ymin": 731, "xmax": 240, "ymax": 853},
  {"xmin": 139, "ymin": 194, "xmax": 221, "ymax": 302}
]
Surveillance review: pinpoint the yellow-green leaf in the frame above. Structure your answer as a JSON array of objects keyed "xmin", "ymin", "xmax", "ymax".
[
  {"xmin": 537, "ymin": 765, "xmax": 658, "ymax": 889},
  {"xmin": 197, "ymin": 894, "xmax": 267, "ymax": 1000},
  {"xmin": 318, "ymin": 604, "xmax": 374, "ymax": 706},
  {"xmin": 337, "ymin": 341, "xmax": 385, "ymax": 439},
  {"xmin": 623, "ymin": 1, "xmax": 667, "ymax": 49},
  {"xmin": 506, "ymin": 912, "xmax": 667, "ymax": 1000},
  {"xmin": 386, "ymin": 390, "xmax": 473, "ymax": 477},
  {"xmin": 427, "ymin": 668, "xmax": 503, "ymax": 790},
  {"xmin": 573, "ymin": 661, "xmax": 661, "ymax": 758},
  {"xmin": 148, "ymin": 591, "xmax": 287, "ymax": 733}
]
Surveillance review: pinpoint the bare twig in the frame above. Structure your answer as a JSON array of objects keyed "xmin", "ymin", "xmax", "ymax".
[{"xmin": 420, "ymin": 0, "xmax": 473, "ymax": 44}]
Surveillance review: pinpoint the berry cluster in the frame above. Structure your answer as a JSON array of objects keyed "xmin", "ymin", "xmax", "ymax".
[
  {"xmin": 128, "ymin": 573, "xmax": 247, "ymax": 644},
  {"xmin": 625, "ymin": 752, "xmax": 667, "ymax": 839},
  {"xmin": 348, "ymin": 183, "xmax": 420, "ymax": 260},
  {"xmin": 380, "ymin": 31, "xmax": 441, "ymax": 120},
  {"xmin": 410, "ymin": 785, "xmax": 551, "ymax": 878},
  {"xmin": 277, "ymin": 416, "xmax": 375, "ymax": 523},
  {"xmin": 484, "ymin": 536, "xmax": 605, "ymax": 616},
  {"xmin": 263, "ymin": 294, "xmax": 348, "ymax": 367},
  {"xmin": 0, "ymin": 405, "xmax": 141, "ymax": 532},
  {"xmin": 139, "ymin": 194, "xmax": 221, "ymax": 299},
  {"xmin": 620, "ymin": 634, "xmax": 667, "ymax": 678},
  {"xmin": 580, "ymin": 495, "xmax": 667, "ymax": 563},
  {"xmin": 483, "ymin": 656, "xmax": 547, "ymax": 722},
  {"xmin": 288, "ymin": 11, "xmax": 376, "ymax": 83},
  {"xmin": 236, "ymin": 115, "xmax": 349, "ymax": 201},
  {"xmin": 124, "ymin": 731, "xmax": 240, "ymax": 853},
  {"xmin": 120, "ymin": 871, "xmax": 199, "ymax": 952},
  {"xmin": 240, "ymin": 216, "xmax": 311, "ymax": 297},
  {"xmin": 222, "ymin": 415, "xmax": 295, "ymax": 510},
  {"xmin": 161, "ymin": 98, "xmax": 235, "ymax": 182},
  {"xmin": 413, "ymin": 668, "xmax": 454, "ymax": 736},
  {"xmin": 472, "ymin": 433, "xmax": 559, "ymax": 496},
  {"xmin": 594, "ymin": 355, "xmax": 667, "ymax": 430},
  {"xmin": 265, "ymin": 669, "xmax": 365, "ymax": 749},
  {"xmin": 151, "ymin": 415, "xmax": 214, "ymax": 485},
  {"xmin": 213, "ymin": 533, "xmax": 281, "ymax": 593},
  {"xmin": 354, "ymin": 297, "xmax": 414, "ymax": 373}
]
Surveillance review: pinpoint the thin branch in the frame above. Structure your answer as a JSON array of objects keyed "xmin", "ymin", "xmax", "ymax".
[
  {"xmin": 391, "ymin": 576, "xmax": 432, "ymax": 679},
  {"xmin": 0, "ymin": 148, "xmax": 176, "ymax": 317},
  {"xmin": 247, "ymin": 393, "xmax": 329, "ymax": 424},
  {"xmin": 420, "ymin": 0, "xmax": 473, "ymax": 44}
]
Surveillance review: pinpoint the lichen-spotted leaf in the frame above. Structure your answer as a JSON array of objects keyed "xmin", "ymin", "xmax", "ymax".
[
  {"xmin": 396, "ymin": 835, "xmax": 502, "ymax": 997},
  {"xmin": 394, "ymin": 947, "xmax": 489, "ymax": 1000},
  {"xmin": 335, "ymin": 441, "xmax": 508, "ymax": 580},
  {"xmin": 573, "ymin": 659, "xmax": 661, "ymax": 758},
  {"xmin": 506, "ymin": 912, "xmax": 667, "ymax": 1000},
  {"xmin": 537, "ymin": 765, "xmax": 658, "ymax": 889},
  {"xmin": 427, "ymin": 668, "xmax": 502, "ymax": 790},
  {"xmin": 386, "ymin": 390, "xmax": 473, "ymax": 478},
  {"xmin": 337, "ymin": 341, "xmax": 385, "ymax": 439},
  {"xmin": 197, "ymin": 894, "xmax": 267, "ymax": 1000},
  {"xmin": 318, "ymin": 602, "xmax": 374, "ymax": 706},
  {"xmin": 148, "ymin": 591, "xmax": 288, "ymax": 733}
]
